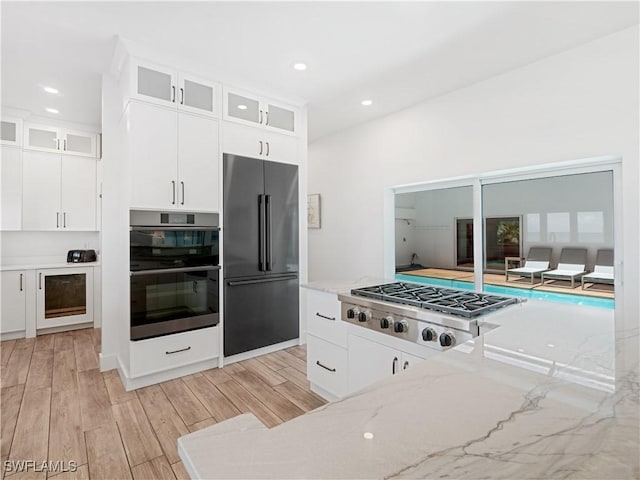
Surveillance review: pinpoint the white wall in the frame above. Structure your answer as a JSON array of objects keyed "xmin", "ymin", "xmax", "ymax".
[
  {"xmin": 0, "ymin": 231, "xmax": 99, "ymax": 265},
  {"xmin": 308, "ymin": 26, "xmax": 639, "ymax": 379}
]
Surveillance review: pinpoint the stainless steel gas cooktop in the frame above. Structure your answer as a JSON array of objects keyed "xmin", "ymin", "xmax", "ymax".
[
  {"xmin": 338, "ymin": 282, "xmax": 522, "ymax": 351},
  {"xmin": 350, "ymin": 282, "xmax": 517, "ymax": 318}
]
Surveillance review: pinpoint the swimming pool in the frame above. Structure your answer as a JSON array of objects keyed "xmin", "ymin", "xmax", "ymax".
[{"xmin": 395, "ymin": 273, "xmax": 615, "ymax": 309}]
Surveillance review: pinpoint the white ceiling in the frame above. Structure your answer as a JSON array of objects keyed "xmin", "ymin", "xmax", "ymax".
[{"xmin": 1, "ymin": 2, "xmax": 638, "ymax": 141}]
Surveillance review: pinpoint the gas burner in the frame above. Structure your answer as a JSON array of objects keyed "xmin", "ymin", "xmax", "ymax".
[{"xmin": 351, "ymin": 282, "xmax": 517, "ymax": 319}]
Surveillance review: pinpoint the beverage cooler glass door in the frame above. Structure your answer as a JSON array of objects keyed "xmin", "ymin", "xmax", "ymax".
[{"xmin": 130, "ymin": 266, "xmax": 220, "ymax": 340}]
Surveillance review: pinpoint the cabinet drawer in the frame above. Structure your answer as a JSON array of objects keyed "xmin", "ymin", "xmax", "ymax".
[
  {"xmin": 130, "ymin": 326, "xmax": 219, "ymax": 378},
  {"xmin": 307, "ymin": 334, "xmax": 347, "ymax": 399},
  {"xmin": 306, "ymin": 289, "xmax": 346, "ymax": 348}
]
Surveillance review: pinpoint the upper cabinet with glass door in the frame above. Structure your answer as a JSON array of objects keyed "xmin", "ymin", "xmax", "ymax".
[
  {"xmin": 129, "ymin": 58, "xmax": 220, "ymax": 118},
  {"xmin": 223, "ymin": 87, "xmax": 299, "ymax": 136},
  {"xmin": 1, "ymin": 117, "xmax": 23, "ymax": 146},
  {"xmin": 24, "ymin": 123, "xmax": 99, "ymax": 157}
]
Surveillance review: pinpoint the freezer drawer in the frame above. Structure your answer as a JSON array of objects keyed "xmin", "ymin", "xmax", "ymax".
[{"xmin": 224, "ymin": 274, "xmax": 299, "ymax": 356}]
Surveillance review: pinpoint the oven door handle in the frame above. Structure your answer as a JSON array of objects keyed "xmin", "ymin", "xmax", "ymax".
[
  {"xmin": 130, "ymin": 265, "xmax": 220, "ymax": 276},
  {"xmin": 130, "ymin": 226, "xmax": 220, "ymax": 231}
]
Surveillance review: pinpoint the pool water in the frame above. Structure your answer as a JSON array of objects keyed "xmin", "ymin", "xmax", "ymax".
[{"xmin": 395, "ymin": 273, "xmax": 615, "ymax": 309}]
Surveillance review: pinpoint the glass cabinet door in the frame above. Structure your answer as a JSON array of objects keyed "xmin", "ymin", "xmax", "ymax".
[
  {"xmin": 25, "ymin": 124, "xmax": 60, "ymax": 152},
  {"xmin": 179, "ymin": 74, "xmax": 217, "ymax": 116},
  {"xmin": 226, "ymin": 92, "xmax": 260, "ymax": 124},
  {"xmin": 266, "ymin": 104, "xmax": 295, "ymax": 133},
  {"xmin": 1, "ymin": 118, "xmax": 22, "ymax": 146},
  {"xmin": 36, "ymin": 268, "xmax": 93, "ymax": 329},
  {"xmin": 63, "ymin": 129, "xmax": 97, "ymax": 157},
  {"xmin": 136, "ymin": 63, "xmax": 176, "ymax": 105}
]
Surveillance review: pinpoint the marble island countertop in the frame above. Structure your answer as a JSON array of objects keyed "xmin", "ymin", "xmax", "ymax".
[{"xmin": 179, "ymin": 299, "xmax": 639, "ymax": 479}]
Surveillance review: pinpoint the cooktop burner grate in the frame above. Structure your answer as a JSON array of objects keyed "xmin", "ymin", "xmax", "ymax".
[{"xmin": 351, "ymin": 282, "xmax": 517, "ymax": 318}]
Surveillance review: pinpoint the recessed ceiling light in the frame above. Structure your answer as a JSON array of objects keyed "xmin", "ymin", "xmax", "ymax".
[
  {"xmin": 43, "ymin": 86, "xmax": 59, "ymax": 94},
  {"xmin": 361, "ymin": 99, "xmax": 373, "ymax": 106},
  {"xmin": 546, "ymin": 343, "xmax": 556, "ymax": 348},
  {"xmin": 292, "ymin": 62, "xmax": 307, "ymax": 71},
  {"xmin": 363, "ymin": 432, "xmax": 374, "ymax": 440},
  {"xmin": 45, "ymin": 108, "xmax": 59, "ymax": 114},
  {"xmin": 237, "ymin": 104, "xmax": 248, "ymax": 110}
]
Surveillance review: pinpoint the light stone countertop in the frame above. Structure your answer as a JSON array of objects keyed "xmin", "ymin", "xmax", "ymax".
[
  {"xmin": 179, "ymin": 298, "xmax": 639, "ymax": 479},
  {"xmin": 0, "ymin": 261, "xmax": 101, "ymax": 271},
  {"xmin": 301, "ymin": 277, "xmax": 395, "ymax": 295}
]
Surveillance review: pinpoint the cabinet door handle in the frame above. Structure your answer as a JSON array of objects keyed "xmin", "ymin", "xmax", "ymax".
[
  {"xmin": 259, "ymin": 110, "xmax": 263, "ymax": 124},
  {"xmin": 316, "ymin": 360, "xmax": 336, "ymax": 372},
  {"xmin": 39, "ymin": 273, "xmax": 43, "ymax": 290},
  {"xmin": 56, "ymin": 212, "xmax": 60, "ymax": 228},
  {"xmin": 181, "ymin": 181, "xmax": 185, "ymax": 205},
  {"xmin": 265, "ymin": 142, "xmax": 270, "ymax": 156},
  {"xmin": 315, "ymin": 312, "xmax": 335, "ymax": 321},
  {"xmin": 259, "ymin": 140, "xmax": 263, "ymax": 155},
  {"xmin": 171, "ymin": 181, "xmax": 176, "ymax": 204},
  {"xmin": 63, "ymin": 212, "xmax": 67, "ymax": 228},
  {"xmin": 392, "ymin": 356, "xmax": 398, "ymax": 375},
  {"xmin": 63, "ymin": 139, "xmax": 67, "ymax": 151},
  {"xmin": 172, "ymin": 85, "xmax": 176, "ymax": 103},
  {"xmin": 403, "ymin": 361, "xmax": 409, "ymax": 370},
  {"xmin": 265, "ymin": 111, "xmax": 269, "ymax": 126},
  {"xmin": 19, "ymin": 273, "xmax": 23, "ymax": 291},
  {"xmin": 56, "ymin": 138, "xmax": 60, "ymax": 150},
  {"xmin": 166, "ymin": 346, "xmax": 191, "ymax": 355},
  {"xmin": 180, "ymin": 87, "xmax": 184, "ymax": 105}
]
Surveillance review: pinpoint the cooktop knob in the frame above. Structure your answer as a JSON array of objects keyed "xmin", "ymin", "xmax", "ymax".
[
  {"xmin": 421, "ymin": 327, "xmax": 437, "ymax": 342},
  {"xmin": 440, "ymin": 331, "xmax": 455, "ymax": 347},
  {"xmin": 380, "ymin": 316, "xmax": 393, "ymax": 329},
  {"xmin": 394, "ymin": 320, "xmax": 408, "ymax": 333},
  {"xmin": 347, "ymin": 308, "xmax": 357, "ymax": 319},
  {"xmin": 358, "ymin": 311, "xmax": 371, "ymax": 322}
]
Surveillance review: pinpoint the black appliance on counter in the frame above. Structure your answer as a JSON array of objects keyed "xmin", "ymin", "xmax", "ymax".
[
  {"xmin": 67, "ymin": 249, "xmax": 97, "ymax": 263},
  {"xmin": 129, "ymin": 210, "xmax": 220, "ymax": 341},
  {"xmin": 223, "ymin": 154, "xmax": 299, "ymax": 357}
]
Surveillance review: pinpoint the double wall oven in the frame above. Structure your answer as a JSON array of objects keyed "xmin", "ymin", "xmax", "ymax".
[{"xmin": 129, "ymin": 210, "xmax": 220, "ymax": 341}]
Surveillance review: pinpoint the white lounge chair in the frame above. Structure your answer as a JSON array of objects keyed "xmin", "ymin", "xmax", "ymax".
[
  {"xmin": 506, "ymin": 247, "xmax": 552, "ymax": 284},
  {"xmin": 582, "ymin": 249, "xmax": 614, "ymax": 290},
  {"xmin": 541, "ymin": 247, "xmax": 587, "ymax": 289}
]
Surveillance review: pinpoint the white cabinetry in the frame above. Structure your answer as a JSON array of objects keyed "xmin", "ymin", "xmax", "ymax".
[
  {"xmin": 1, "ymin": 146, "xmax": 22, "ymax": 230},
  {"xmin": 127, "ymin": 101, "xmax": 219, "ymax": 211},
  {"xmin": 223, "ymin": 87, "xmax": 298, "ymax": 135},
  {"xmin": 36, "ymin": 267, "xmax": 94, "ymax": 329},
  {"xmin": 129, "ymin": 326, "xmax": 220, "ymax": 378},
  {"xmin": 1, "ymin": 271, "xmax": 27, "ymax": 334},
  {"xmin": 223, "ymin": 122, "xmax": 297, "ymax": 165},
  {"xmin": 305, "ymin": 289, "xmax": 348, "ymax": 400},
  {"xmin": 22, "ymin": 151, "xmax": 97, "ymax": 231},
  {"xmin": 130, "ymin": 59, "xmax": 220, "ymax": 118},
  {"xmin": 347, "ymin": 333, "xmax": 425, "ymax": 394},
  {"xmin": 24, "ymin": 123, "xmax": 98, "ymax": 157},
  {"xmin": 1, "ymin": 117, "xmax": 23, "ymax": 146}
]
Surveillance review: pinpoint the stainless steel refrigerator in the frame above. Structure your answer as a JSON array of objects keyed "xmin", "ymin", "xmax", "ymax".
[{"xmin": 223, "ymin": 153, "xmax": 299, "ymax": 357}]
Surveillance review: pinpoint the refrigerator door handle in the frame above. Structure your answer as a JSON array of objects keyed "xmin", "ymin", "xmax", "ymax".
[
  {"xmin": 265, "ymin": 194, "xmax": 272, "ymax": 271},
  {"xmin": 227, "ymin": 275, "xmax": 297, "ymax": 287},
  {"xmin": 258, "ymin": 194, "xmax": 265, "ymax": 271}
]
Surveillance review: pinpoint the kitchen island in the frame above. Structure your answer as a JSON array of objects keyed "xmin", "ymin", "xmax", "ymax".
[{"xmin": 178, "ymin": 298, "xmax": 639, "ymax": 479}]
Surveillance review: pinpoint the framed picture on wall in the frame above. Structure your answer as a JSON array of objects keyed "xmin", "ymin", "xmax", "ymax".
[{"xmin": 308, "ymin": 194, "xmax": 321, "ymax": 228}]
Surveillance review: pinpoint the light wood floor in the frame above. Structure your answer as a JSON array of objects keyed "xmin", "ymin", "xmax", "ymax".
[{"xmin": 0, "ymin": 329, "xmax": 324, "ymax": 479}]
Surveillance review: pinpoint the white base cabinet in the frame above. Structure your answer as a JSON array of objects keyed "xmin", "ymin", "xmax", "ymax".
[
  {"xmin": 1, "ymin": 271, "xmax": 27, "ymax": 334},
  {"xmin": 129, "ymin": 326, "xmax": 220, "ymax": 378},
  {"xmin": 347, "ymin": 333, "xmax": 425, "ymax": 395},
  {"xmin": 36, "ymin": 267, "xmax": 94, "ymax": 329},
  {"xmin": 307, "ymin": 334, "xmax": 348, "ymax": 400}
]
